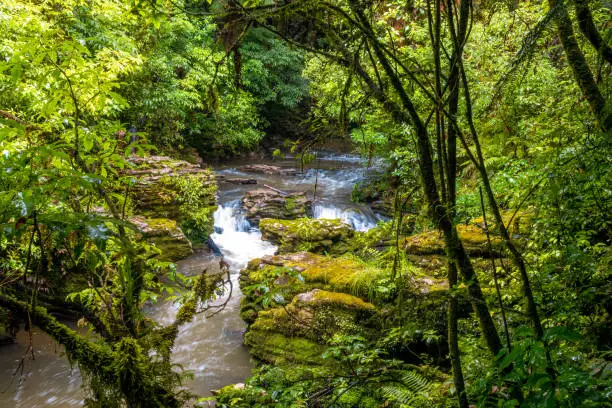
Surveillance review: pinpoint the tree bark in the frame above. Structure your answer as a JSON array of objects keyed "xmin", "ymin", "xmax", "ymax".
[
  {"xmin": 549, "ymin": 0, "xmax": 611, "ymax": 131},
  {"xmin": 574, "ymin": 0, "xmax": 612, "ymax": 64},
  {"xmin": 348, "ymin": 0, "xmax": 503, "ymax": 357}
]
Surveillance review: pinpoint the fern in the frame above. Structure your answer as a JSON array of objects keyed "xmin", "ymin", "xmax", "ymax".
[{"xmin": 381, "ymin": 370, "xmax": 430, "ymax": 406}]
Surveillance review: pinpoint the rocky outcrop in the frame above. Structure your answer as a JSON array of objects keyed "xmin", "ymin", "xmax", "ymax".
[
  {"xmin": 126, "ymin": 156, "xmax": 216, "ymax": 219},
  {"xmin": 238, "ymin": 164, "xmax": 297, "ymax": 176},
  {"xmin": 129, "ymin": 216, "xmax": 194, "ymax": 261},
  {"xmin": 242, "ymin": 189, "xmax": 312, "ymax": 224},
  {"xmin": 245, "ymin": 289, "xmax": 376, "ymax": 365},
  {"xmin": 259, "ymin": 218, "xmax": 354, "ymax": 255}
]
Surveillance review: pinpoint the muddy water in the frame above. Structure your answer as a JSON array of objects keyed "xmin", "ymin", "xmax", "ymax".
[{"xmin": 0, "ymin": 154, "xmax": 383, "ymax": 406}]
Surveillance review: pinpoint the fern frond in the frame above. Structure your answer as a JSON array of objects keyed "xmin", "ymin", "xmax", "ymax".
[{"xmin": 381, "ymin": 370, "xmax": 430, "ymax": 406}]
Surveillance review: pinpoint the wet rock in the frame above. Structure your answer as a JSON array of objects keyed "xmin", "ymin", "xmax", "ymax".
[
  {"xmin": 239, "ymin": 164, "xmax": 296, "ymax": 176},
  {"xmin": 242, "ymin": 189, "xmax": 312, "ymax": 224},
  {"xmin": 129, "ymin": 216, "xmax": 194, "ymax": 261},
  {"xmin": 225, "ymin": 177, "xmax": 257, "ymax": 185},
  {"xmin": 259, "ymin": 218, "xmax": 354, "ymax": 255}
]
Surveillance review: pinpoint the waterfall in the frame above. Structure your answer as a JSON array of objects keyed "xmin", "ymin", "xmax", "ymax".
[
  {"xmin": 211, "ymin": 202, "xmax": 276, "ymax": 268},
  {"xmin": 312, "ymin": 203, "xmax": 378, "ymax": 232}
]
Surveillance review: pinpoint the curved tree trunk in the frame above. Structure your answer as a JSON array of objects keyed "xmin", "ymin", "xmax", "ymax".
[
  {"xmin": 348, "ymin": 0, "xmax": 504, "ymax": 358},
  {"xmin": 574, "ymin": 0, "xmax": 612, "ymax": 64},
  {"xmin": 549, "ymin": 0, "xmax": 611, "ymax": 131}
]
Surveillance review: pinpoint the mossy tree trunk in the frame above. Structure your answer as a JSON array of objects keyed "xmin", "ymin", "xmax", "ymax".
[
  {"xmin": 0, "ymin": 294, "xmax": 181, "ymax": 408},
  {"xmin": 347, "ymin": 0, "xmax": 504, "ymax": 358},
  {"xmin": 574, "ymin": 0, "xmax": 612, "ymax": 64},
  {"xmin": 549, "ymin": 0, "xmax": 611, "ymax": 131}
]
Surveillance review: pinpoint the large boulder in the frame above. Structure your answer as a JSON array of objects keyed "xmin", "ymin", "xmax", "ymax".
[
  {"xmin": 259, "ymin": 218, "xmax": 354, "ymax": 255},
  {"xmin": 129, "ymin": 216, "xmax": 194, "ymax": 261},
  {"xmin": 125, "ymin": 155, "xmax": 216, "ymax": 218},
  {"xmin": 238, "ymin": 164, "xmax": 297, "ymax": 176},
  {"xmin": 242, "ymin": 189, "xmax": 312, "ymax": 224},
  {"xmin": 245, "ymin": 289, "xmax": 376, "ymax": 365},
  {"xmin": 125, "ymin": 155, "xmax": 217, "ymax": 241},
  {"xmin": 239, "ymin": 252, "xmax": 380, "ymax": 325},
  {"xmin": 239, "ymin": 253, "xmax": 380, "ymax": 366}
]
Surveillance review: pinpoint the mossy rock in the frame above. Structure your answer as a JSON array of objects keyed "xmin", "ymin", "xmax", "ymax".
[
  {"xmin": 129, "ymin": 216, "xmax": 194, "ymax": 261},
  {"xmin": 471, "ymin": 208, "xmax": 534, "ymax": 237},
  {"xmin": 242, "ymin": 189, "xmax": 312, "ymax": 224},
  {"xmin": 404, "ymin": 224, "xmax": 502, "ymax": 257},
  {"xmin": 239, "ymin": 252, "xmax": 386, "ymax": 325},
  {"xmin": 259, "ymin": 218, "xmax": 354, "ymax": 255},
  {"xmin": 245, "ymin": 289, "xmax": 377, "ymax": 365},
  {"xmin": 244, "ymin": 331, "xmax": 328, "ymax": 366},
  {"xmin": 124, "ymin": 155, "xmax": 217, "ymax": 241},
  {"xmin": 213, "ymin": 383, "xmax": 274, "ymax": 407}
]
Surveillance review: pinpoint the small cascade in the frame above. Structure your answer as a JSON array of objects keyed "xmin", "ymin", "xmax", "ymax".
[
  {"xmin": 0, "ymin": 154, "xmax": 386, "ymax": 406},
  {"xmin": 211, "ymin": 202, "xmax": 276, "ymax": 269},
  {"xmin": 312, "ymin": 203, "xmax": 378, "ymax": 232},
  {"xmin": 213, "ymin": 200, "xmax": 251, "ymax": 233}
]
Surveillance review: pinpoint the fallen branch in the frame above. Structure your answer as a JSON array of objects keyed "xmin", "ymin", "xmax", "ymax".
[{"xmin": 264, "ymin": 184, "xmax": 289, "ymax": 196}]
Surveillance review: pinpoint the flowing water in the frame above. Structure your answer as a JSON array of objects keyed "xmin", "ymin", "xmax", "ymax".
[{"xmin": 0, "ymin": 153, "xmax": 383, "ymax": 407}]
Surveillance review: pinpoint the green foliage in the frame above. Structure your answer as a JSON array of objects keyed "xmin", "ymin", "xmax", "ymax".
[
  {"xmin": 159, "ymin": 174, "xmax": 217, "ymax": 242},
  {"xmin": 469, "ymin": 326, "xmax": 612, "ymax": 408},
  {"xmin": 241, "ymin": 28, "xmax": 309, "ymax": 109}
]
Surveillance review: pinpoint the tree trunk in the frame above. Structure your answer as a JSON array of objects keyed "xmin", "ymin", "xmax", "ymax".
[
  {"xmin": 348, "ymin": 1, "xmax": 503, "ymax": 358},
  {"xmin": 574, "ymin": 0, "xmax": 612, "ymax": 64},
  {"xmin": 549, "ymin": 0, "xmax": 611, "ymax": 131}
]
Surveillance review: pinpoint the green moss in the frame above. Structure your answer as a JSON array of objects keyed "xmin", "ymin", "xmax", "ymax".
[
  {"xmin": 404, "ymin": 224, "xmax": 502, "ymax": 257},
  {"xmin": 260, "ymin": 218, "xmax": 354, "ymax": 255},
  {"xmin": 239, "ymin": 252, "xmax": 389, "ymax": 324},
  {"xmin": 245, "ymin": 331, "xmax": 328, "ymax": 365},
  {"xmin": 148, "ymin": 235, "xmax": 193, "ymax": 262},
  {"xmin": 471, "ymin": 208, "xmax": 534, "ymax": 236},
  {"xmin": 300, "ymin": 289, "xmax": 376, "ymax": 311}
]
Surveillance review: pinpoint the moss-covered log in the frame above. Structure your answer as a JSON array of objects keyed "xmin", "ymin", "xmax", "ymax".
[{"xmin": 0, "ymin": 294, "xmax": 181, "ymax": 408}]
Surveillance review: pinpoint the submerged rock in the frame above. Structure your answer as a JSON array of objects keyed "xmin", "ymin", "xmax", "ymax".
[
  {"xmin": 225, "ymin": 177, "xmax": 257, "ymax": 185},
  {"xmin": 129, "ymin": 216, "xmax": 193, "ymax": 261},
  {"xmin": 238, "ymin": 164, "xmax": 296, "ymax": 176},
  {"xmin": 242, "ymin": 189, "xmax": 312, "ymax": 224},
  {"xmin": 259, "ymin": 218, "xmax": 354, "ymax": 255}
]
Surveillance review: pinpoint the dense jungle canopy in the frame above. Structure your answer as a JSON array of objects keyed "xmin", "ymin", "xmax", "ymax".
[{"xmin": 0, "ymin": 0, "xmax": 610, "ymax": 407}]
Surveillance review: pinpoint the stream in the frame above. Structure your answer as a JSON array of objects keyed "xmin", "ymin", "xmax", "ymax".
[{"xmin": 0, "ymin": 154, "xmax": 383, "ymax": 407}]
